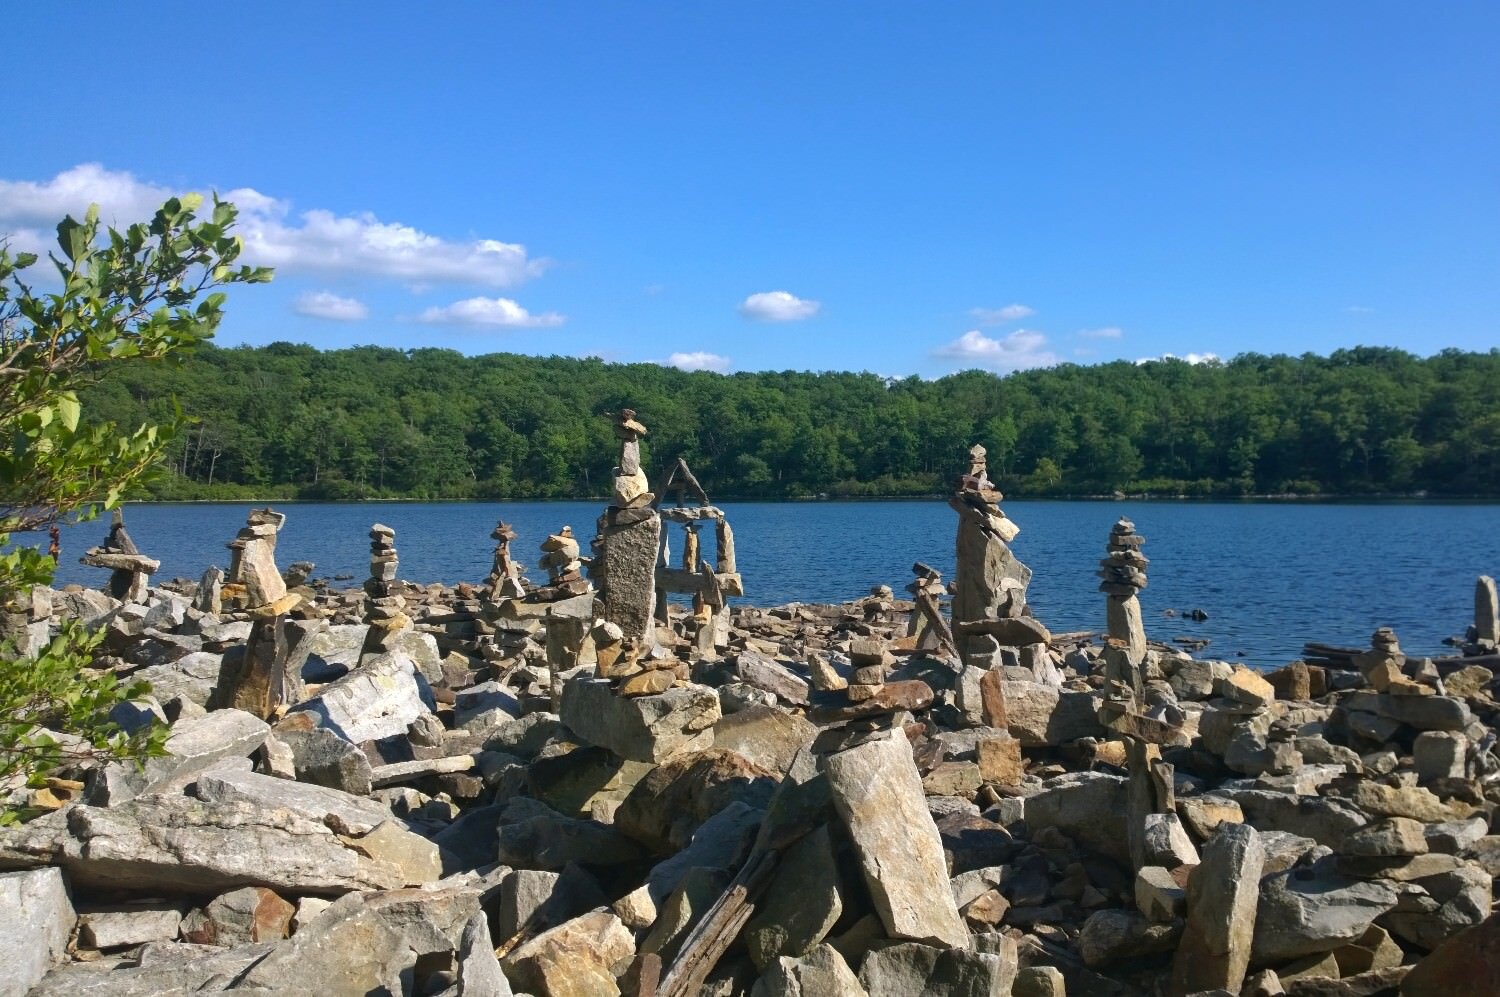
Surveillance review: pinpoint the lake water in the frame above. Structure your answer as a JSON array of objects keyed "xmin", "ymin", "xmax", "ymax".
[{"xmin": 42, "ymin": 500, "xmax": 1500, "ymax": 669}]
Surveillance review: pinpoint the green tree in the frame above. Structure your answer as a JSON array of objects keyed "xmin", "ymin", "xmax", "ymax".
[{"xmin": 0, "ymin": 195, "xmax": 270, "ymax": 819}]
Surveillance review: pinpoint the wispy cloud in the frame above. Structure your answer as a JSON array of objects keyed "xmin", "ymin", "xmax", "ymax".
[
  {"xmin": 0, "ymin": 164, "xmax": 549, "ymax": 287},
  {"xmin": 1136, "ymin": 352, "xmax": 1221, "ymax": 365},
  {"xmin": 1076, "ymin": 326, "xmax": 1123, "ymax": 339},
  {"xmin": 417, "ymin": 296, "xmax": 564, "ymax": 328},
  {"xmin": 739, "ymin": 290, "xmax": 820, "ymax": 322},
  {"xmin": 294, "ymin": 290, "xmax": 368, "ymax": 322},
  {"xmin": 968, "ymin": 304, "xmax": 1035, "ymax": 326},
  {"xmin": 933, "ymin": 329, "xmax": 1059, "ymax": 373},
  {"xmin": 664, "ymin": 351, "xmax": 730, "ymax": 373}
]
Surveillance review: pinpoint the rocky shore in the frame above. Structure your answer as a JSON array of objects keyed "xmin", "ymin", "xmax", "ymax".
[{"xmin": 3, "ymin": 439, "xmax": 1498, "ymax": 997}]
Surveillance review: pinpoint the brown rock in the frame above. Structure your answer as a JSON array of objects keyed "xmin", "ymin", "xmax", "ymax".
[
  {"xmin": 976, "ymin": 735, "xmax": 1023, "ymax": 786},
  {"xmin": 1400, "ymin": 911, "xmax": 1500, "ymax": 995}
]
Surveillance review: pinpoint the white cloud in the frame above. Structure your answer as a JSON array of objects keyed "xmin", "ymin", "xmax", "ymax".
[
  {"xmin": 417, "ymin": 296, "xmax": 564, "ymax": 328},
  {"xmin": 1136, "ymin": 352, "xmax": 1221, "ymax": 365},
  {"xmin": 969, "ymin": 304, "xmax": 1035, "ymax": 325},
  {"xmin": 665, "ymin": 351, "xmax": 731, "ymax": 373},
  {"xmin": 294, "ymin": 290, "xmax": 368, "ymax": 322},
  {"xmin": 1077, "ymin": 326, "xmax": 1123, "ymax": 339},
  {"xmin": 0, "ymin": 164, "xmax": 548, "ymax": 287},
  {"xmin": 739, "ymin": 290, "xmax": 820, "ymax": 322},
  {"xmin": 933, "ymin": 329, "xmax": 1060, "ymax": 373}
]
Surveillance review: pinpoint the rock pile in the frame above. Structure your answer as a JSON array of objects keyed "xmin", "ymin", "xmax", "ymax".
[
  {"xmin": 484, "ymin": 520, "xmax": 527, "ymax": 603},
  {"xmin": 2, "ymin": 457, "xmax": 1497, "ymax": 996},
  {"xmin": 78, "ymin": 510, "xmax": 158, "ymax": 603},
  {"xmin": 362, "ymin": 523, "xmax": 410, "ymax": 655}
]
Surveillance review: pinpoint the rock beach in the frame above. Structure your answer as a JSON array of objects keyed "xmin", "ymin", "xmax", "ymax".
[{"xmin": 3, "ymin": 457, "xmax": 1497, "ymax": 996}]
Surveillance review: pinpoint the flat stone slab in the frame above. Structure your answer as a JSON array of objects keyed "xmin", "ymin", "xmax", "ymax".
[{"xmin": 560, "ymin": 677, "xmax": 719, "ymax": 763}]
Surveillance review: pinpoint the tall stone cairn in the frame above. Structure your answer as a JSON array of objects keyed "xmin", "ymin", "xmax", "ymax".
[
  {"xmin": 596, "ymin": 408, "xmax": 661, "ymax": 651},
  {"xmin": 484, "ymin": 521, "xmax": 527, "ymax": 602},
  {"xmin": 363, "ymin": 524, "xmax": 410, "ymax": 644},
  {"xmin": 948, "ymin": 444, "xmax": 1031, "ymax": 627},
  {"xmin": 1474, "ymin": 575, "xmax": 1499, "ymax": 650},
  {"xmin": 1099, "ymin": 517, "xmax": 1149, "ymax": 662}
]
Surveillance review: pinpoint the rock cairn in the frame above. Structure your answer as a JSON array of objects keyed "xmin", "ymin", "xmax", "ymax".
[
  {"xmin": 948, "ymin": 443, "xmax": 1031, "ymax": 629},
  {"xmin": 1474, "ymin": 575, "xmax": 1500, "ymax": 652},
  {"xmin": 483, "ymin": 521, "xmax": 526, "ymax": 603},
  {"xmin": 359, "ymin": 524, "xmax": 409, "ymax": 661},
  {"xmin": 652, "ymin": 458, "xmax": 743, "ymax": 660},
  {"xmin": 594, "ymin": 408, "xmax": 662, "ymax": 653},
  {"xmin": 221, "ymin": 509, "xmax": 304, "ymax": 719},
  {"xmin": 79, "ymin": 510, "xmax": 159, "ymax": 603},
  {"xmin": 1100, "ymin": 517, "xmax": 1148, "ymax": 660},
  {"xmin": 536, "ymin": 526, "xmax": 585, "ymax": 597},
  {"xmin": 224, "ymin": 508, "xmax": 288, "ymax": 612}
]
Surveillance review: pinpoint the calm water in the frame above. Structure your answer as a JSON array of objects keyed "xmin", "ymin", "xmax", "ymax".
[{"xmin": 42, "ymin": 500, "xmax": 1500, "ymax": 669}]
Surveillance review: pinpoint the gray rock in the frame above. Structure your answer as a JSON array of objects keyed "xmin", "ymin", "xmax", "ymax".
[
  {"xmin": 1341, "ymin": 817, "xmax": 1428, "ymax": 858},
  {"xmin": 745, "ymin": 823, "xmax": 845, "ymax": 969},
  {"xmin": 458, "ymin": 909, "xmax": 513, "ymax": 996},
  {"xmin": 77, "ymin": 907, "xmax": 183, "ymax": 948},
  {"xmin": 129, "ymin": 650, "xmax": 225, "ymax": 707},
  {"xmin": 647, "ymin": 800, "xmax": 763, "ymax": 906},
  {"xmin": 28, "ymin": 941, "xmax": 274, "ymax": 996},
  {"xmin": 1220, "ymin": 788, "xmax": 1368, "ymax": 848},
  {"xmin": 753, "ymin": 944, "xmax": 868, "ymax": 997},
  {"xmin": 454, "ymin": 680, "xmax": 522, "ymax": 731},
  {"xmin": 1413, "ymin": 731, "xmax": 1467, "ymax": 783},
  {"xmin": 1340, "ymin": 691, "xmax": 1472, "ymax": 732},
  {"xmin": 495, "ymin": 866, "xmax": 605, "ymax": 940},
  {"xmin": 1252, "ymin": 857, "xmax": 1400, "ymax": 964},
  {"xmin": 0, "ymin": 867, "xmax": 75, "ymax": 995},
  {"xmin": 233, "ymin": 890, "xmax": 418, "ymax": 994},
  {"xmin": 1001, "ymin": 681, "xmax": 1104, "ymax": 746},
  {"xmin": 1024, "ymin": 772, "xmax": 1130, "ymax": 864},
  {"xmin": 497, "ymin": 797, "xmax": 646, "ymax": 873},
  {"xmin": 1141, "ymin": 811, "xmax": 1200, "ymax": 867},
  {"xmin": 858, "ymin": 938, "xmax": 1018, "ymax": 996},
  {"xmin": 0, "ymin": 794, "xmax": 416, "ymax": 895},
  {"xmin": 301, "ymin": 623, "xmax": 367, "ymax": 682},
  {"xmin": 86, "ymin": 708, "xmax": 270, "ymax": 805},
  {"xmin": 195, "ymin": 768, "xmax": 393, "ymax": 834},
  {"xmin": 1382, "ymin": 863, "xmax": 1492, "ymax": 951},
  {"xmin": 735, "ymin": 650, "xmax": 811, "ymax": 706},
  {"xmin": 277, "ymin": 726, "xmax": 374, "ymax": 795},
  {"xmin": 823, "ymin": 728, "xmax": 967, "ymax": 948},
  {"xmin": 713, "ymin": 705, "xmax": 817, "ymax": 775},
  {"xmin": 288, "ymin": 650, "xmax": 435, "ymax": 744},
  {"xmin": 1078, "ymin": 908, "xmax": 1181, "ymax": 968},
  {"xmin": 1171, "ymin": 822, "xmax": 1265, "ymax": 994},
  {"xmin": 1426, "ymin": 817, "xmax": 1489, "ymax": 854},
  {"xmin": 560, "ymin": 677, "xmax": 720, "ymax": 763}
]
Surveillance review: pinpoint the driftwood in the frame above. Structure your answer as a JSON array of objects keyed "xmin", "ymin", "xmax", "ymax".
[{"xmin": 653, "ymin": 847, "xmax": 781, "ymax": 997}]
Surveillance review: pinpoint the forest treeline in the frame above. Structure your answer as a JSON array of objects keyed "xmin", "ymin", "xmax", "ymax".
[{"xmin": 80, "ymin": 343, "xmax": 1500, "ymax": 501}]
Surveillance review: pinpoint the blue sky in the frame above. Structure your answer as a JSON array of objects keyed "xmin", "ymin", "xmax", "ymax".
[{"xmin": 3, "ymin": 3, "xmax": 1495, "ymax": 376}]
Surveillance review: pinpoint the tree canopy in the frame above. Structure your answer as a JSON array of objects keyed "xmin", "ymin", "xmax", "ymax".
[{"xmin": 83, "ymin": 343, "xmax": 1500, "ymax": 501}]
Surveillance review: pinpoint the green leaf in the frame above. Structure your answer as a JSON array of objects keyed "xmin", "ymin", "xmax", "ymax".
[{"xmin": 57, "ymin": 393, "xmax": 80, "ymax": 432}]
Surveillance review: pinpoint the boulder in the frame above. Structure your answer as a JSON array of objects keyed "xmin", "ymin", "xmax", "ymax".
[
  {"xmin": 458, "ymin": 909, "xmax": 514, "ymax": 995},
  {"xmin": 86, "ymin": 708, "xmax": 269, "ymax": 805},
  {"xmin": 1170, "ymin": 822, "xmax": 1265, "ymax": 995},
  {"xmin": 560, "ymin": 677, "xmax": 720, "ymax": 763},
  {"xmin": 858, "ymin": 939, "xmax": 1018, "ymax": 996},
  {"xmin": 712, "ymin": 705, "xmax": 817, "ymax": 774},
  {"xmin": 179, "ymin": 886, "xmax": 294, "ymax": 946},
  {"xmin": 1024, "ymin": 772, "xmax": 1130, "ymax": 864},
  {"xmin": 753, "ymin": 944, "xmax": 868, "ymax": 997},
  {"xmin": 823, "ymin": 728, "xmax": 967, "ymax": 948},
  {"xmin": 1078, "ymin": 908, "xmax": 1181, "ymax": 968},
  {"xmin": 0, "ymin": 867, "xmax": 75, "ymax": 994},
  {"xmin": 195, "ymin": 768, "xmax": 394, "ymax": 834},
  {"xmin": 0, "ymin": 795, "xmax": 420, "ymax": 895},
  {"xmin": 271, "ymin": 726, "xmax": 374, "ymax": 795},
  {"xmin": 501, "ymin": 909, "xmax": 635, "ymax": 997},
  {"xmin": 615, "ymin": 748, "xmax": 777, "ymax": 853},
  {"xmin": 745, "ymin": 823, "xmax": 845, "ymax": 969},
  {"xmin": 1002, "ymin": 681, "xmax": 1104, "ymax": 746},
  {"xmin": 288, "ymin": 650, "xmax": 435, "ymax": 744},
  {"xmin": 1251, "ymin": 858, "xmax": 1400, "ymax": 965},
  {"xmin": 1400, "ymin": 910, "xmax": 1500, "ymax": 995}
]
